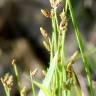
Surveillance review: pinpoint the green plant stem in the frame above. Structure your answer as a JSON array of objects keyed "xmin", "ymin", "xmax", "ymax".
[
  {"xmin": 65, "ymin": 0, "xmax": 68, "ymax": 12},
  {"xmin": 61, "ymin": 30, "xmax": 67, "ymax": 96},
  {"xmin": 4, "ymin": 87, "xmax": 10, "ymax": 96},
  {"xmin": 13, "ymin": 64, "xmax": 21, "ymax": 93},
  {"xmin": 51, "ymin": 8, "xmax": 59, "ymax": 54},
  {"xmin": 7, "ymin": 89, "xmax": 10, "ymax": 96},
  {"xmin": 50, "ymin": 10, "xmax": 56, "ymax": 63},
  {"xmin": 61, "ymin": 1, "xmax": 68, "ymax": 95},
  {"xmin": 30, "ymin": 72, "xmax": 36, "ymax": 96},
  {"xmin": 52, "ymin": 10, "xmax": 58, "ymax": 52},
  {"xmin": 67, "ymin": 0, "xmax": 94, "ymax": 95}
]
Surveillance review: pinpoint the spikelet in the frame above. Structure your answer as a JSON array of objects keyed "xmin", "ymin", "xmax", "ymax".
[
  {"xmin": 43, "ymin": 41, "xmax": 51, "ymax": 52},
  {"xmin": 30, "ymin": 68, "xmax": 38, "ymax": 77},
  {"xmin": 49, "ymin": 0, "xmax": 61, "ymax": 8},
  {"xmin": 59, "ymin": 21, "xmax": 67, "ymax": 31},
  {"xmin": 40, "ymin": 27, "xmax": 51, "ymax": 51},
  {"xmin": 66, "ymin": 64, "xmax": 73, "ymax": 79},
  {"xmin": 40, "ymin": 27, "xmax": 48, "ymax": 38},
  {"xmin": 66, "ymin": 51, "xmax": 79, "ymax": 79},
  {"xmin": 1, "ymin": 73, "xmax": 13, "ymax": 90},
  {"xmin": 12, "ymin": 59, "xmax": 15, "ymax": 65},
  {"xmin": 59, "ymin": 9, "xmax": 68, "ymax": 31},
  {"xmin": 41, "ymin": 9, "xmax": 51, "ymax": 18},
  {"xmin": 60, "ymin": 9, "xmax": 66, "ymax": 20}
]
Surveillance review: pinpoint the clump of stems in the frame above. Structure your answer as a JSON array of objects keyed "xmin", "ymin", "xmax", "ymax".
[
  {"xmin": 38, "ymin": 0, "xmax": 80, "ymax": 96},
  {"xmin": 12, "ymin": 59, "xmax": 21, "ymax": 93},
  {"xmin": 1, "ymin": 73, "xmax": 13, "ymax": 96},
  {"xmin": 36, "ymin": 0, "xmax": 94, "ymax": 96}
]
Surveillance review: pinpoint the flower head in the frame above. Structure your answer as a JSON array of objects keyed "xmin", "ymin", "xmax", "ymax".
[
  {"xmin": 50, "ymin": 0, "xmax": 61, "ymax": 8},
  {"xmin": 1, "ymin": 73, "xmax": 13, "ymax": 90}
]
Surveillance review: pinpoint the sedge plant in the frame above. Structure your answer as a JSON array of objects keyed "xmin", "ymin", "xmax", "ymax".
[
  {"xmin": 34, "ymin": 0, "xmax": 80, "ymax": 96},
  {"xmin": 34, "ymin": 0, "xmax": 94, "ymax": 96},
  {"xmin": 1, "ymin": 73, "xmax": 13, "ymax": 96},
  {"xmin": 0, "ymin": 0, "xmax": 95, "ymax": 96}
]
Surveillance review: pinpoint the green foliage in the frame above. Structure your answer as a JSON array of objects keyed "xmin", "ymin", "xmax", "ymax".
[{"xmin": 67, "ymin": 0, "xmax": 94, "ymax": 95}]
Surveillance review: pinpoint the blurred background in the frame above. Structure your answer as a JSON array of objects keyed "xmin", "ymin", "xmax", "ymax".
[{"xmin": 0, "ymin": 0, "xmax": 96, "ymax": 95}]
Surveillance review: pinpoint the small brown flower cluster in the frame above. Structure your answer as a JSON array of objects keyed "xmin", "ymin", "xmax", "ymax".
[
  {"xmin": 59, "ymin": 9, "xmax": 68, "ymax": 32},
  {"xmin": 40, "ymin": 0, "xmax": 67, "ymax": 52},
  {"xmin": 41, "ymin": 9, "xmax": 52, "ymax": 18},
  {"xmin": 30, "ymin": 68, "xmax": 38, "ymax": 77},
  {"xmin": 49, "ymin": 0, "xmax": 61, "ymax": 8},
  {"xmin": 40, "ymin": 27, "xmax": 51, "ymax": 52},
  {"xmin": 1, "ymin": 73, "xmax": 13, "ymax": 90},
  {"xmin": 66, "ymin": 51, "xmax": 78, "ymax": 79}
]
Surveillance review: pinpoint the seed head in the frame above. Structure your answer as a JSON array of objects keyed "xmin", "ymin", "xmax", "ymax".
[
  {"xmin": 66, "ymin": 51, "xmax": 79, "ymax": 79},
  {"xmin": 40, "ymin": 27, "xmax": 48, "ymax": 38},
  {"xmin": 30, "ymin": 68, "xmax": 38, "ymax": 77},
  {"xmin": 40, "ymin": 27, "xmax": 51, "ymax": 51},
  {"xmin": 1, "ymin": 73, "xmax": 13, "ymax": 90},
  {"xmin": 41, "ymin": 9, "xmax": 51, "ymax": 18},
  {"xmin": 59, "ymin": 20, "xmax": 67, "ymax": 31},
  {"xmin": 59, "ymin": 9, "xmax": 68, "ymax": 31},
  {"xmin": 50, "ymin": 0, "xmax": 61, "ymax": 8},
  {"xmin": 43, "ymin": 41, "xmax": 51, "ymax": 52},
  {"xmin": 60, "ymin": 9, "xmax": 66, "ymax": 20},
  {"xmin": 12, "ymin": 59, "xmax": 15, "ymax": 65},
  {"xmin": 66, "ymin": 64, "xmax": 73, "ymax": 79}
]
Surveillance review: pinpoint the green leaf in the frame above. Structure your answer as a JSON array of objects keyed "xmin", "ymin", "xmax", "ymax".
[
  {"xmin": 38, "ymin": 52, "xmax": 58, "ymax": 96},
  {"xmin": 33, "ymin": 80, "xmax": 52, "ymax": 96}
]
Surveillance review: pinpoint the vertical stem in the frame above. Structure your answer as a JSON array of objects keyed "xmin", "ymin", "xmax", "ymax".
[
  {"xmin": 67, "ymin": 0, "xmax": 94, "ymax": 95},
  {"xmin": 62, "ymin": 1, "xmax": 68, "ymax": 95},
  {"xmin": 52, "ymin": 10, "xmax": 57, "ymax": 52},
  {"xmin": 30, "ymin": 73, "xmax": 36, "ymax": 96},
  {"xmin": 7, "ymin": 89, "xmax": 10, "ymax": 96},
  {"xmin": 13, "ymin": 64, "xmax": 21, "ymax": 91}
]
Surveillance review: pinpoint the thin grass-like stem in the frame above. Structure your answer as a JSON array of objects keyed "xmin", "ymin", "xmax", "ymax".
[{"xmin": 67, "ymin": 0, "xmax": 94, "ymax": 95}]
